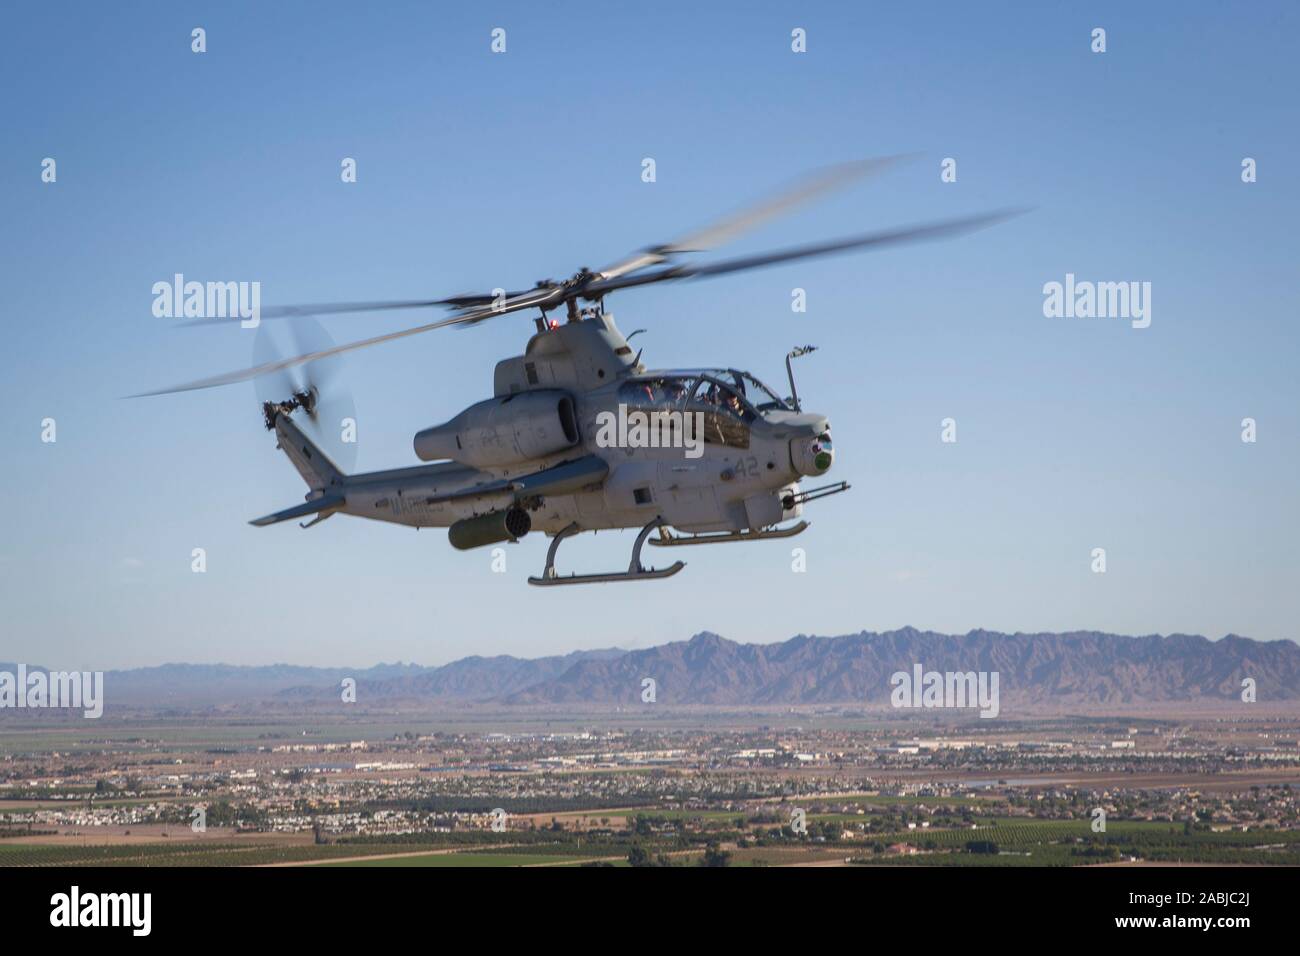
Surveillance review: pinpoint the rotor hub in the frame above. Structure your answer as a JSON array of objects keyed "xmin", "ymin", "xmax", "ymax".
[{"xmin": 261, "ymin": 388, "xmax": 317, "ymax": 430}]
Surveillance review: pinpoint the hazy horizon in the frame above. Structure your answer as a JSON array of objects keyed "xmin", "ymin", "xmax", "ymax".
[{"xmin": 4, "ymin": 625, "xmax": 1294, "ymax": 672}]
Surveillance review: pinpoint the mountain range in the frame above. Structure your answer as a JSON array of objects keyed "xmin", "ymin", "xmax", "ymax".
[
  {"xmin": 8, "ymin": 628, "xmax": 1298, "ymax": 710},
  {"xmin": 497, "ymin": 629, "xmax": 1300, "ymax": 707}
]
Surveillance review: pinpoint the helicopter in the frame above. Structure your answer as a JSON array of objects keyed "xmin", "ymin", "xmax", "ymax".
[{"xmin": 137, "ymin": 158, "xmax": 1018, "ymax": 585}]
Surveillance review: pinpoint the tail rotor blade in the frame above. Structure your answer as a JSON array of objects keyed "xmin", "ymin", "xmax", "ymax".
[
  {"xmin": 251, "ymin": 324, "xmax": 306, "ymax": 408},
  {"xmin": 252, "ymin": 317, "xmax": 359, "ymax": 472}
]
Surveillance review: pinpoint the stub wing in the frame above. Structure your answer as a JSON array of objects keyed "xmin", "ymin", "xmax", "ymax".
[{"xmin": 423, "ymin": 455, "xmax": 609, "ymax": 506}]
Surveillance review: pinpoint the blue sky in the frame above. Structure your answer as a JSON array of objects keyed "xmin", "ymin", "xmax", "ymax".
[{"xmin": 2, "ymin": 1, "xmax": 1297, "ymax": 668}]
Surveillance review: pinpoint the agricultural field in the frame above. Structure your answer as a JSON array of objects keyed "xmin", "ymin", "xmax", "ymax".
[
  {"xmin": 323, "ymin": 852, "xmax": 615, "ymax": 867},
  {"xmin": 4, "ymin": 712, "xmax": 1299, "ymax": 868},
  {"xmin": 849, "ymin": 817, "xmax": 1300, "ymax": 866},
  {"xmin": 0, "ymin": 840, "xmax": 471, "ymax": 868}
]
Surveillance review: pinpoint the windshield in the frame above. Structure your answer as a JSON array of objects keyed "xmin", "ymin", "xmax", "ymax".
[
  {"xmin": 734, "ymin": 371, "xmax": 791, "ymax": 412},
  {"xmin": 691, "ymin": 378, "xmax": 756, "ymax": 423}
]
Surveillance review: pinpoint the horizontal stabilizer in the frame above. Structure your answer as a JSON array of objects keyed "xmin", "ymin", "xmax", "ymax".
[{"xmin": 250, "ymin": 493, "xmax": 345, "ymax": 527}]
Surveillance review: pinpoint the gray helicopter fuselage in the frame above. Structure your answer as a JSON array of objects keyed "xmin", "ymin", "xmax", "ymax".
[{"xmin": 319, "ymin": 313, "xmax": 834, "ymax": 539}]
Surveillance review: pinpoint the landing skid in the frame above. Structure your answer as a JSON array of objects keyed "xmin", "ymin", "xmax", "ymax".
[
  {"xmin": 649, "ymin": 520, "xmax": 809, "ymax": 547},
  {"xmin": 528, "ymin": 518, "xmax": 686, "ymax": 586}
]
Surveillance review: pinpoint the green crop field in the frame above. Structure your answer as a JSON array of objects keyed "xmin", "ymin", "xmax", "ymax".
[
  {"xmin": 815, "ymin": 794, "xmax": 995, "ymax": 808},
  {"xmin": 846, "ymin": 817, "xmax": 1300, "ymax": 866},
  {"xmin": 0, "ymin": 841, "xmax": 478, "ymax": 867},
  {"xmin": 323, "ymin": 852, "xmax": 608, "ymax": 867}
]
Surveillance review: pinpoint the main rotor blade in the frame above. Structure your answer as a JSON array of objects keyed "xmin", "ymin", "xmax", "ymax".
[
  {"xmin": 174, "ymin": 293, "xmax": 537, "ymax": 327},
  {"xmin": 129, "ymin": 286, "xmax": 563, "ymax": 397},
  {"xmin": 131, "ymin": 204, "xmax": 1025, "ymax": 398},
  {"xmin": 170, "ymin": 158, "xmax": 910, "ymax": 328},
  {"xmin": 582, "ymin": 209, "xmax": 1028, "ymax": 298},
  {"xmin": 259, "ymin": 299, "xmax": 451, "ymax": 318},
  {"xmin": 596, "ymin": 156, "xmax": 911, "ymax": 281}
]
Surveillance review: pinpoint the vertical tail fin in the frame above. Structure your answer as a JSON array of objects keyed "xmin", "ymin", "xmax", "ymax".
[{"xmin": 274, "ymin": 414, "xmax": 345, "ymax": 490}]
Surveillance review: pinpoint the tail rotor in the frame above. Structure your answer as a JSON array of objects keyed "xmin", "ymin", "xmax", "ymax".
[{"xmin": 252, "ymin": 317, "xmax": 359, "ymax": 473}]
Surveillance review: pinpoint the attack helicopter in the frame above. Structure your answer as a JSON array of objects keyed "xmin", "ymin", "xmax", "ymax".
[{"xmin": 137, "ymin": 158, "xmax": 1018, "ymax": 585}]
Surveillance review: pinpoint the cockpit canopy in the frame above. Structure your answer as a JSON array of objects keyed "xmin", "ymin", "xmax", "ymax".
[{"xmin": 619, "ymin": 368, "xmax": 793, "ymax": 416}]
